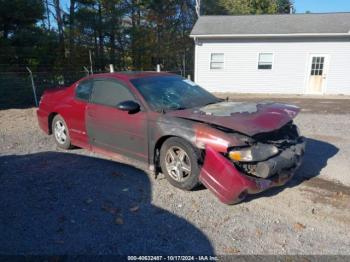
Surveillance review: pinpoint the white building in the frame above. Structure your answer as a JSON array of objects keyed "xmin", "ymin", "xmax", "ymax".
[{"xmin": 190, "ymin": 13, "xmax": 350, "ymax": 95}]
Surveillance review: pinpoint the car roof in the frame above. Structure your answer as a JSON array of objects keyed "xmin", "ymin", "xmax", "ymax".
[{"xmin": 86, "ymin": 71, "xmax": 176, "ymax": 81}]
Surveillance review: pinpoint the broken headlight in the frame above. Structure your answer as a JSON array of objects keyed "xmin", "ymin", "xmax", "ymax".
[{"xmin": 228, "ymin": 143, "xmax": 279, "ymax": 162}]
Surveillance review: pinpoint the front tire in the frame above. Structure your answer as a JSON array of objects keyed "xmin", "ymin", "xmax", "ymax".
[
  {"xmin": 52, "ymin": 115, "xmax": 72, "ymax": 149},
  {"xmin": 160, "ymin": 137, "xmax": 201, "ymax": 191}
]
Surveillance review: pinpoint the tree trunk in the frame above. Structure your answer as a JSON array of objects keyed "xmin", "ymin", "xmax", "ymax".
[
  {"xmin": 69, "ymin": 0, "xmax": 76, "ymax": 55},
  {"xmin": 53, "ymin": 0, "xmax": 64, "ymax": 57},
  {"xmin": 45, "ymin": 0, "xmax": 51, "ymax": 30},
  {"xmin": 130, "ymin": 0, "xmax": 143, "ymax": 69},
  {"xmin": 97, "ymin": 1, "xmax": 104, "ymax": 70},
  {"xmin": 3, "ymin": 24, "xmax": 9, "ymax": 39},
  {"xmin": 94, "ymin": 30, "xmax": 98, "ymax": 70}
]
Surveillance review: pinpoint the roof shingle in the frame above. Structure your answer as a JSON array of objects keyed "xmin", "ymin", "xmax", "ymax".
[{"xmin": 190, "ymin": 13, "xmax": 350, "ymax": 37}]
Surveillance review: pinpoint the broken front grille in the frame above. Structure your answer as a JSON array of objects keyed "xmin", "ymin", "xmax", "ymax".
[
  {"xmin": 234, "ymin": 122, "xmax": 305, "ymax": 178},
  {"xmin": 252, "ymin": 121, "xmax": 301, "ymax": 149}
]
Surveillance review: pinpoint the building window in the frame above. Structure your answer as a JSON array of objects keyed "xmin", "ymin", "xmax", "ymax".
[
  {"xmin": 311, "ymin": 57, "xmax": 325, "ymax": 76},
  {"xmin": 210, "ymin": 53, "xmax": 224, "ymax": 69},
  {"xmin": 258, "ymin": 53, "xmax": 273, "ymax": 70}
]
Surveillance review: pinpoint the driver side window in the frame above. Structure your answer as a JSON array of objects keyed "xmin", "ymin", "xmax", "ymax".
[{"xmin": 91, "ymin": 79, "xmax": 135, "ymax": 107}]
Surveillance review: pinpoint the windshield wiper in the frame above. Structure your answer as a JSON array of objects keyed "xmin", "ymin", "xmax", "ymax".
[
  {"xmin": 169, "ymin": 106, "xmax": 187, "ymax": 111},
  {"xmin": 156, "ymin": 106, "xmax": 187, "ymax": 113},
  {"xmin": 203, "ymin": 101, "xmax": 221, "ymax": 106}
]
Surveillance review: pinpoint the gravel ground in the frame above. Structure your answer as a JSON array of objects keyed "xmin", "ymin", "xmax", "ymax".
[{"xmin": 0, "ymin": 100, "xmax": 350, "ymax": 255}]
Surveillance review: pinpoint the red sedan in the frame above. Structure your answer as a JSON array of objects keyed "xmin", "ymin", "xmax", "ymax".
[{"xmin": 37, "ymin": 72, "xmax": 305, "ymax": 204}]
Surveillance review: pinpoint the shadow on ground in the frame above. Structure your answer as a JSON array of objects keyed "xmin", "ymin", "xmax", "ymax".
[
  {"xmin": 0, "ymin": 152, "xmax": 214, "ymax": 255},
  {"xmin": 244, "ymin": 138, "xmax": 339, "ymax": 202}
]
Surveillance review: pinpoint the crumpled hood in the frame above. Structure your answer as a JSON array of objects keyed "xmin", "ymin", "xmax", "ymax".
[{"xmin": 167, "ymin": 101, "xmax": 300, "ymax": 136}]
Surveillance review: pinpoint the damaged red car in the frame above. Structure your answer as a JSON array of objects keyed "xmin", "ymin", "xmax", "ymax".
[{"xmin": 37, "ymin": 72, "xmax": 305, "ymax": 204}]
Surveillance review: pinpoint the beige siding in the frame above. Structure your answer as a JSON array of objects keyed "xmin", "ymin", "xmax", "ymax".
[{"xmin": 194, "ymin": 39, "xmax": 350, "ymax": 95}]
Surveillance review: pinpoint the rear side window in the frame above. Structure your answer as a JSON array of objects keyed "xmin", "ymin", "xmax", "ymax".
[
  {"xmin": 91, "ymin": 79, "xmax": 135, "ymax": 107},
  {"xmin": 76, "ymin": 80, "xmax": 93, "ymax": 101}
]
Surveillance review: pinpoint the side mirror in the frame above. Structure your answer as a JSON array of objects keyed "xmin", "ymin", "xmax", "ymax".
[{"xmin": 116, "ymin": 100, "xmax": 140, "ymax": 114}]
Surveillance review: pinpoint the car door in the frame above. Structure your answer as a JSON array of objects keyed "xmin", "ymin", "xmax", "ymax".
[
  {"xmin": 69, "ymin": 79, "xmax": 93, "ymax": 148},
  {"xmin": 86, "ymin": 78, "xmax": 148, "ymax": 161}
]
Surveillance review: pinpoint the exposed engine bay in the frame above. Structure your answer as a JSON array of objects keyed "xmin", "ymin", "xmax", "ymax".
[{"xmin": 227, "ymin": 122, "xmax": 305, "ymax": 179}]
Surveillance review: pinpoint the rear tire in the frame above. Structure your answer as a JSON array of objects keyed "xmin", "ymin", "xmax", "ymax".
[
  {"xmin": 52, "ymin": 115, "xmax": 72, "ymax": 149},
  {"xmin": 160, "ymin": 137, "xmax": 201, "ymax": 191}
]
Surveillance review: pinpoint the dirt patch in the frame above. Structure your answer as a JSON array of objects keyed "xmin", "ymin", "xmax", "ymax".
[
  {"xmin": 303, "ymin": 177, "xmax": 350, "ymax": 197},
  {"xmin": 300, "ymin": 178, "xmax": 350, "ymax": 210}
]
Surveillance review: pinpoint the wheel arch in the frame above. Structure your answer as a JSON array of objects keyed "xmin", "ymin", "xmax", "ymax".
[
  {"xmin": 48, "ymin": 112, "xmax": 59, "ymax": 134},
  {"xmin": 153, "ymin": 135, "xmax": 175, "ymax": 171},
  {"xmin": 153, "ymin": 134, "xmax": 202, "ymax": 172}
]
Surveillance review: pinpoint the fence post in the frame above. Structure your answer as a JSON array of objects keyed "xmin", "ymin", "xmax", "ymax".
[
  {"xmin": 89, "ymin": 50, "xmax": 94, "ymax": 75},
  {"xmin": 83, "ymin": 66, "xmax": 90, "ymax": 76},
  {"xmin": 26, "ymin": 67, "xmax": 38, "ymax": 107},
  {"xmin": 109, "ymin": 64, "xmax": 114, "ymax": 73}
]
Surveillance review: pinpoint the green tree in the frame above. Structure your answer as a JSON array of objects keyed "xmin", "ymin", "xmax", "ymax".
[
  {"xmin": 219, "ymin": 0, "xmax": 277, "ymax": 15},
  {"xmin": 201, "ymin": 0, "xmax": 227, "ymax": 15},
  {"xmin": 201, "ymin": 0, "xmax": 294, "ymax": 15},
  {"xmin": 0, "ymin": 0, "xmax": 45, "ymax": 71},
  {"xmin": 0, "ymin": 0, "xmax": 44, "ymax": 39},
  {"xmin": 277, "ymin": 0, "xmax": 294, "ymax": 14}
]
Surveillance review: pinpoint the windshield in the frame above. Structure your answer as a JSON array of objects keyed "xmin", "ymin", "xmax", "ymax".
[{"xmin": 130, "ymin": 76, "xmax": 220, "ymax": 111}]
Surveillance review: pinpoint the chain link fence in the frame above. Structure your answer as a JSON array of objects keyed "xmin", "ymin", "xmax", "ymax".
[
  {"xmin": 0, "ymin": 71, "xmax": 88, "ymax": 109},
  {"xmin": 0, "ymin": 69, "xmax": 193, "ymax": 110}
]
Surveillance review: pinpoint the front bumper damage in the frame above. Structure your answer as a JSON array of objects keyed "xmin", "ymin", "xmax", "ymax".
[{"xmin": 199, "ymin": 138, "xmax": 306, "ymax": 204}]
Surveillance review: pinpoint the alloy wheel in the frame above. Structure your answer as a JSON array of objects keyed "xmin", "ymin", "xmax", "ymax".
[
  {"xmin": 54, "ymin": 120, "xmax": 67, "ymax": 144},
  {"xmin": 165, "ymin": 146, "xmax": 192, "ymax": 182}
]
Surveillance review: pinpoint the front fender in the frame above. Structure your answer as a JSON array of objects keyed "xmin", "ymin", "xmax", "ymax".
[{"xmin": 150, "ymin": 115, "xmax": 248, "ymax": 171}]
